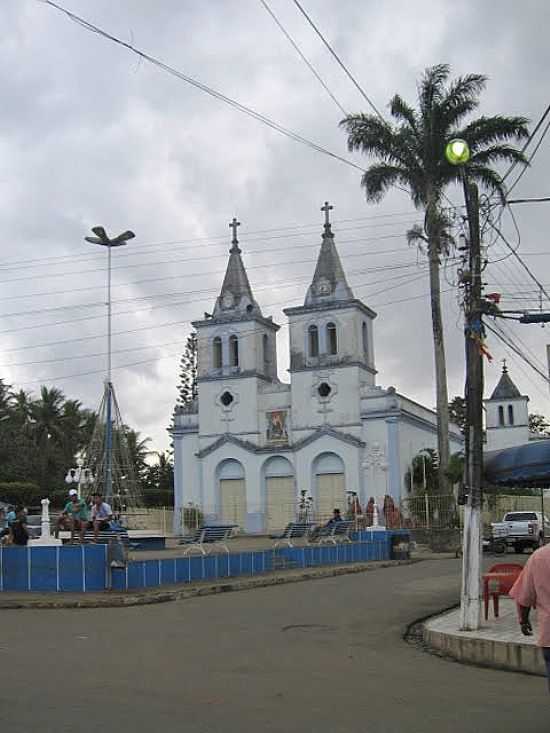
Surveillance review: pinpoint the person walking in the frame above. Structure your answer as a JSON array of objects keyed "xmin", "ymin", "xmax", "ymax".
[{"xmin": 510, "ymin": 542, "xmax": 550, "ymax": 692}]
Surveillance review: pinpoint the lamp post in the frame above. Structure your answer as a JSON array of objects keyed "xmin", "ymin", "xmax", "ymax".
[
  {"xmin": 446, "ymin": 138, "xmax": 484, "ymax": 630},
  {"xmin": 64, "ymin": 457, "xmax": 94, "ymax": 500},
  {"xmin": 84, "ymin": 227, "xmax": 135, "ymax": 501}
]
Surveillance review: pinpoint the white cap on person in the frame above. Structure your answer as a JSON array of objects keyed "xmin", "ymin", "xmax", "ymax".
[{"xmin": 68, "ymin": 489, "xmax": 78, "ymax": 496}]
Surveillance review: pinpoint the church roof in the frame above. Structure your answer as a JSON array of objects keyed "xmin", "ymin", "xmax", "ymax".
[
  {"xmin": 304, "ymin": 202, "xmax": 354, "ymax": 307},
  {"xmin": 212, "ymin": 218, "xmax": 262, "ymax": 319},
  {"xmin": 488, "ymin": 364, "xmax": 525, "ymax": 400}
]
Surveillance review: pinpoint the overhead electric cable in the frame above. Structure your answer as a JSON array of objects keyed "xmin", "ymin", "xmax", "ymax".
[
  {"xmin": 291, "ymin": 0, "xmax": 384, "ymax": 120},
  {"xmin": 259, "ymin": 0, "xmax": 347, "ymax": 115},
  {"xmin": 39, "ymin": 0, "xmax": 365, "ymax": 173}
]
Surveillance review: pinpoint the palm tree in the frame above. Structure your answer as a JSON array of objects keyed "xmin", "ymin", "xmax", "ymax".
[
  {"xmin": 340, "ymin": 64, "xmax": 528, "ymax": 491},
  {"xmin": 30, "ymin": 386, "xmax": 67, "ymax": 489}
]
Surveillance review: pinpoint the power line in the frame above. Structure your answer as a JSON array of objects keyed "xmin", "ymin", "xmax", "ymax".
[
  {"xmin": 0, "ymin": 225, "xmax": 421, "ymax": 290},
  {"xmin": 1, "ymin": 268, "xmax": 429, "ymax": 354},
  {"xmin": 0, "ymin": 209, "xmax": 423, "ymax": 273},
  {"xmin": 502, "ymin": 102, "xmax": 550, "ymax": 185},
  {"xmin": 486, "ymin": 219, "xmax": 550, "ymax": 305},
  {"xmin": 507, "ymin": 116, "xmax": 550, "ymax": 195},
  {"xmin": 259, "ymin": 0, "xmax": 347, "ymax": 116},
  {"xmin": 291, "ymin": 0, "xmax": 384, "ymax": 120},
  {"xmin": 39, "ymin": 0, "xmax": 365, "ymax": 173},
  {"xmin": 485, "ymin": 320, "xmax": 550, "ymax": 386},
  {"xmin": 507, "ymin": 196, "xmax": 550, "ymax": 204}
]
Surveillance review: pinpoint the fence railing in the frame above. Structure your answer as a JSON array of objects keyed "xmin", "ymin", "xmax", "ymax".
[{"xmin": 175, "ymin": 493, "xmax": 550, "ymax": 535}]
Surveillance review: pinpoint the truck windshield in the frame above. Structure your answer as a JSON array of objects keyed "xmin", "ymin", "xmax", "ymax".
[{"xmin": 504, "ymin": 512, "xmax": 538, "ymax": 521}]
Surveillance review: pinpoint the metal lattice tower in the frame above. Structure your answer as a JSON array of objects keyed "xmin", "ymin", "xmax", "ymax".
[{"xmin": 83, "ymin": 381, "xmax": 142, "ymax": 513}]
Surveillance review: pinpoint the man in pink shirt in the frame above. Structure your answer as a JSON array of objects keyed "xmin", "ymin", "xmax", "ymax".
[{"xmin": 509, "ymin": 543, "xmax": 550, "ymax": 691}]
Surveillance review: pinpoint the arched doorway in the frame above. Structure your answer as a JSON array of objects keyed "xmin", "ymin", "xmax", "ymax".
[
  {"xmin": 263, "ymin": 456, "xmax": 295, "ymax": 532},
  {"xmin": 313, "ymin": 452, "xmax": 346, "ymax": 522},
  {"xmin": 217, "ymin": 458, "xmax": 246, "ymax": 529}
]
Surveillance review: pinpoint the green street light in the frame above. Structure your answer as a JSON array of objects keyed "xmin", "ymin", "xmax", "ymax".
[{"xmin": 445, "ymin": 138, "xmax": 470, "ymax": 165}]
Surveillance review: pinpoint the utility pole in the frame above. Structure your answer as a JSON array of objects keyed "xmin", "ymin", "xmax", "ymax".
[
  {"xmin": 460, "ymin": 178, "xmax": 484, "ymax": 630},
  {"xmin": 445, "ymin": 139, "xmax": 484, "ymax": 630}
]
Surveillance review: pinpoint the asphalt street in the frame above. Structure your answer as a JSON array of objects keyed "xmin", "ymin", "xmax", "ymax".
[{"xmin": 0, "ymin": 558, "xmax": 547, "ymax": 733}]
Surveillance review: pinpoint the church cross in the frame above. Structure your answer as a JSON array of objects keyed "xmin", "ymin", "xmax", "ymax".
[
  {"xmin": 321, "ymin": 201, "xmax": 333, "ymax": 229},
  {"xmin": 229, "ymin": 217, "xmax": 240, "ymax": 245},
  {"xmin": 501, "ymin": 357, "xmax": 507, "ymax": 373}
]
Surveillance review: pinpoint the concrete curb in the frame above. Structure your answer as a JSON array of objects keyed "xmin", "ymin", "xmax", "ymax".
[
  {"xmin": 418, "ymin": 609, "xmax": 546, "ymax": 678},
  {"xmin": 0, "ymin": 558, "xmax": 419, "ymax": 610}
]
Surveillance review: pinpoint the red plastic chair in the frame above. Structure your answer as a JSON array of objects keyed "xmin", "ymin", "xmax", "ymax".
[{"xmin": 483, "ymin": 563, "xmax": 523, "ymax": 620}]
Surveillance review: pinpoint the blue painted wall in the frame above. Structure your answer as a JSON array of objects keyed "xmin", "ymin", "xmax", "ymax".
[
  {"xmin": 0, "ymin": 545, "xmax": 107, "ymax": 592},
  {"xmin": 0, "ymin": 532, "xmax": 408, "ymax": 594}
]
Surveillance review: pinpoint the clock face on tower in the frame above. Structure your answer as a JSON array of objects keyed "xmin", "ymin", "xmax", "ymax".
[
  {"xmin": 315, "ymin": 278, "xmax": 331, "ymax": 296},
  {"xmin": 222, "ymin": 291, "xmax": 234, "ymax": 309}
]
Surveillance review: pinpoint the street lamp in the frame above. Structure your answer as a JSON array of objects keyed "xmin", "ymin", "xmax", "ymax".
[
  {"xmin": 84, "ymin": 226, "xmax": 135, "ymax": 502},
  {"xmin": 65, "ymin": 457, "xmax": 94, "ymax": 499},
  {"xmin": 446, "ymin": 137, "xmax": 485, "ymax": 631}
]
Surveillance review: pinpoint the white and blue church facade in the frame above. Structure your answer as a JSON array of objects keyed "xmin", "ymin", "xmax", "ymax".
[{"xmin": 171, "ymin": 204, "xmax": 463, "ymax": 534}]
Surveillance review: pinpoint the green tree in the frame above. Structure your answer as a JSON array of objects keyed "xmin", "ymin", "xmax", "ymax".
[
  {"xmin": 340, "ymin": 64, "xmax": 528, "ymax": 491},
  {"xmin": 176, "ymin": 332, "xmax": 198, "ymax": 407},
  {"xmin": 529, "ymin": 413, "xmax": 550, "ymax": 436}
]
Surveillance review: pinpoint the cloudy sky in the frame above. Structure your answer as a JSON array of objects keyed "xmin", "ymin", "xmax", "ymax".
[{"xmin": 1, "ymin": 0, "xmax": 549, "ymax": 454}]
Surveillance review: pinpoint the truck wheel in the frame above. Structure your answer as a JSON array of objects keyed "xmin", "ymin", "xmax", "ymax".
[{"xmin": 494, "ymin": 540, "xmax": 506, "ymax": 554}]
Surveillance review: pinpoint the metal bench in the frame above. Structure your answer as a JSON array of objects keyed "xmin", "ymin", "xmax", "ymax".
[
  {"xmin": 270, "ymin": 522, "xmax": 313, "ymax": 548},
  {"xmin": 179, "ymin": 525, "xmax": 237, "ymax": 555},
  {"xmin": 311, "ymin": 520, "xmax": 354, "ymax": 545}
]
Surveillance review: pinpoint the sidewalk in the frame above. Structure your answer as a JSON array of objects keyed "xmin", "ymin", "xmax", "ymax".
[{"xmin": 423, "ymin": 598, "xmax": 546, "ymax": 677}]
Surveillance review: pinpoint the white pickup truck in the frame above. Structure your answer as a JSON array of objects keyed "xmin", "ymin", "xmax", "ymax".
[{"xmin": 491, "ymin": 511, "xmax": 549, "ymax": 554}]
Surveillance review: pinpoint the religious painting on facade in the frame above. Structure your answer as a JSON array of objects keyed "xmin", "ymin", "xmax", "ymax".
[{"xmin": 266, "ymin": 410, "xmax": 288, "ymax": 443}]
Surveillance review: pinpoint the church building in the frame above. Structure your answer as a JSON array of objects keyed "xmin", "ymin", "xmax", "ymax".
[{"xmin": 171, "ymin": 203, "xmax": 463, "ymax": 534}]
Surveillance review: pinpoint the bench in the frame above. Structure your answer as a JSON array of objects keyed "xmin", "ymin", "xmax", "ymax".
[
  {"xmin": 179, "ymin": 525, "xmax": 237, "ymax": 555},
  {"xmin": 270, "ymin": 522, "xmax": 313, "ymax": 548},
  {"xmin": 311, "ymin": 520, "xmax": 354, "ymax": 545},
  {"xmin": 61, "ymin": 526, "xmax": 131, "ymax": 546}
]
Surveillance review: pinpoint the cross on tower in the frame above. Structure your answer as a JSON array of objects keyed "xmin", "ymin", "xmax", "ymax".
[
  {"xmin": 501, "ymin": 357, "xmax": 507, "ymax": 373},
  {"xmin": 321, "ymin": 201, "xmax": 333, "ymax": 229},
  {"xmin": 229, "ymin": 217, "xmax": 240, "ymax": 246}
]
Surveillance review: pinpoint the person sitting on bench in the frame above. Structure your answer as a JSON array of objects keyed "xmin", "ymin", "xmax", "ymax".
[
  {"xmin": 56, "ymin": 489, "xmax": 89, "ymax": 543},
  {"xmin": 90, "ymin": 493, "xmax": 113, "ymax": 542},
  {"xmin": 310, "ymin": 508, "xmax": 343, "ymax": 541}
]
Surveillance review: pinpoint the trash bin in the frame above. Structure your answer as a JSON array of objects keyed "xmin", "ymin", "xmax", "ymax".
[{"xmin": 390, "ymin": 534, "xmax": 410, "ymax": 560}]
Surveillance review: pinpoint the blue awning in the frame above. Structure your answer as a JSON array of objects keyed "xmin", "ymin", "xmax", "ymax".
[{"xmin": 484, "ymin": 440, "xmax": 550, "ymax": 487}]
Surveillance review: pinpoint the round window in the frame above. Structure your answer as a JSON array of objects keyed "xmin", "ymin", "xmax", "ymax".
[
  {"xmin": 221, "ymin": 391, "xmax": 234, "ymax": 407},
  {"xmin": 318, "ymin": 382, "xmax": 332, "ymax": 398}
]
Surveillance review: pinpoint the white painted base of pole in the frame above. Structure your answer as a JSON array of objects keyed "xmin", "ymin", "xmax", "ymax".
[{"xmin": 459, "ymin": 504, "xmax": 482, "ymax": 630}]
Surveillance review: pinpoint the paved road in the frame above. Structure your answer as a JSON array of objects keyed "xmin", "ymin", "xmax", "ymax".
[{"xmin": 0, "ymin": 558, "xmax": 547, "ymax": 732}]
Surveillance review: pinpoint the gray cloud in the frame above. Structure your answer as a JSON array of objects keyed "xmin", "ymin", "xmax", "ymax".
[{"xmin": 1, "ymin": 0, "xmax": 549, "ymax": 451}]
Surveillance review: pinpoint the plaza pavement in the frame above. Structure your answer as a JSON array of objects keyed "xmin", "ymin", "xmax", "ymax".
[{"xmin": 0, "ymin": 557, "xmax": 548, "ymax": 733}]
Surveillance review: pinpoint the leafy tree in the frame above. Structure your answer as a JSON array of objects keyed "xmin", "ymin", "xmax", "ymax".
[
  {"xmin": 340, "ymin": 64, "xmax": 529, "ymax": 491},
  {"xmin": 529, "ymin": 413, "xmax": 550, "ymax": 436},
  {"xmin": 0, "ymin": 378, "xmax": 152, "ymax": 503},
  {"xmin": 176, "ymin": 332, "xmax": 198, "ymax": 407},
  {"xmin": 449, "ymin": 396, "xmax": 466, "ymax": 434}
]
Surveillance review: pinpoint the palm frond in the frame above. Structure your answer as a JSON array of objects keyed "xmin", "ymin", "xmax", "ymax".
[
  {"xmin": 466, "ymin": 165, "xmax": 507, "ymax": 202},
  {"xmin": 389, "ymin": 94, "xmax": 418, "ymax": 131},
  {"xmin": 361, "ymin": 164, "xmax": 416, "ymax": 204},
  {"xmin": 406, "ymin": 224, "xmax": 428, "ymax": 254},
  {"xmin": 418, "ymin": 64, "xmax": 450, "ymax": 120},
  {"xmin": 459, "ymin": 115, "xmax": 530, "ymax": 149},
  {"xmin": 470, "ymin": 144, "xmax": 529, "ymax": 168}
]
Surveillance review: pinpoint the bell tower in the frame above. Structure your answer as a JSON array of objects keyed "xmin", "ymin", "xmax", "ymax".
[
  {"xmin": 192, "ymin": 217, "xmax": 279, "ymax": 438},
  {"xmin": 485, "ymin": 361, "xmax": 529, "ymax": 451},
  {"xmin": 284, "ymin": 202, "xmax": 377, "ymax": 430}
]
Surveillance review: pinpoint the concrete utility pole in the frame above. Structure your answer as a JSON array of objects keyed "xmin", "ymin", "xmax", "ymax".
[
  {"xmin": 445, "ymin": 138, "xmax": 484, "ymax": 630},
  {"xmin": 460, "ymin": 179, "xmax": 484, "ymax": 630}
]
